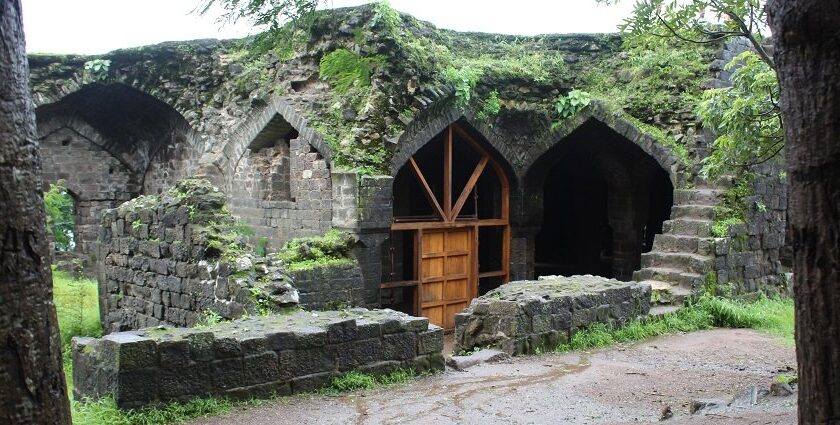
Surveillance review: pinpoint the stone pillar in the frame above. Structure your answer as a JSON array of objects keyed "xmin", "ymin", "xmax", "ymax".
[{"xmin": 331, "ymin": 172, "xmax": 394, "ymax": 307}]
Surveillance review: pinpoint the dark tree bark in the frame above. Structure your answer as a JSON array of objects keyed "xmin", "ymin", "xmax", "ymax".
[
  {"xmin": 767, "ymin": 1, "xmax": 840, "ymax": 423},
  {"xmin": 0, "ymin": 1, "xmax": 72, "ymax": 423}
]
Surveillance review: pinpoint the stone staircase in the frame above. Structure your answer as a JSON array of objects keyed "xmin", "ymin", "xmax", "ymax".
[{"xmin": 634, "ymin": 186, "xmax": 723, "ymax": 311}]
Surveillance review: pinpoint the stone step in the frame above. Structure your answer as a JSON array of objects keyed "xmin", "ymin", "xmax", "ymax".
[
  {"xmin": 633, "ymin": 267, "xmax": 704, "ymax": 289},
  {"xmin": 671, "ymin": 204, "xmax": 716, "ymax": 220},
  {"xmin": 649, "ymin": 305, "xmax": 682, "ymax": 317},
  {"xmin": 663, "ymin": 218, "xmax": 713, "ymax": 237},
  {"xmin": 673, "ymin": 188, "xmax": 723, "ymax": 206},
  {"xmin": 643, "ymin": 280, "xmax": 694, "ymax": 305},
  {"xmin": 641, "ymin": 251, "xmax": 712, "ymax": 274},
  {"xmin": 652, "ymin": 234, "xmax": 715, "ymax": 255}
]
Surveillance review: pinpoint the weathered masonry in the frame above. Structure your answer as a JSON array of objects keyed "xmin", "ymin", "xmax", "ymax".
[
  {"xmin": 30, "ymin": 5, "xmax": 790, "ymax": 331},
  {"xmin": 73, "ymin": 310, "xmax": 444, "ymax": 408}
]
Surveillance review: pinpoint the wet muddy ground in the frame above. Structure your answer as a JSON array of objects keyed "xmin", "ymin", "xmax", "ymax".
[{"xmin": 191, "ymin": 329, "xmax": 796, "ymax": 425}]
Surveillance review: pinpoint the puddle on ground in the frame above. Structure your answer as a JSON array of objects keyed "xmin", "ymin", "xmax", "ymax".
[{"xmin": 345, "ymin": 355, "xmax": 591, "ymax": 425}]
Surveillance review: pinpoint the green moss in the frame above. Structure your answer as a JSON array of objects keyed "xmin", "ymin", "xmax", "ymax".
[{"xmin": 276, "ymin": 229, "xmax": 356, "ymax": 271}]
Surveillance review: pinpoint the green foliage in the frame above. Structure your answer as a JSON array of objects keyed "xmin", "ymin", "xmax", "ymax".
[
  {"xmin": 443, "ymin": 66, "xmax": 481, "ymax": 107},
  {"xmin": 319, "ymin": 49, "xmax": 384, "ymax": 94},
  {"xmin": 198, "ymin": 0, "xmax": 322, "ymax": 52},
  {"xmin": 255, "ymin": 237, "xmax": 269, "ymax": 257},
  {"xmin": 276, "ymin": 229, "xmax": 355, "ymax": 271},
  {"xmin": 53, "ymin": 268, "xmax": 102, "ymax": 347},
  {"xmin": 195, "ymin": 309, "xmax": 224, "ymax": 328},
  {"xmin": 71, "ymin": 395, "xmax": 247, "ymax": 425},
  {"xmin": 554, "ymin": 89, "xmax": 592, "ymax": 120},
  {"xmin": 698, "ymin": 51, "xmax": 782, "ymax": 179},
  {"xmin": 83, "ymin": 59, "xmax": 111, "ymax": 81},
  {"xmin": 370, "ymin": 0, "xmax": 401, "ymax": 31},
  {"xmin": 556, "ymin": 294, "xmax": 794, "ymax": 352},
  {"xmin": 326, "ymin": 370, "xmax": 377, "ymax": 392},
  {"xmin": 583, "ymin": 42, "xmax": 712, "ymax": 122},
  {"xmin": 477, "ymin": 90, "xmax": 502, "ymax": 121},
  {"xmin": 712, "ymin": 217, "xmax": 744, "ymax": 238},
  {"xmin": 711, "ymin": 177, "xmax": 753, "ymax": 237},
  {"xmin": 44, "ymin": 181, "xmax": 75, "ymax": 251},
  {"xmin": 774, "ymin": 373, "xmax": 798, "ymax": 385},
  {"xmin": 323, "ymin": 368, "xmax": 416, "ymax": 394}
]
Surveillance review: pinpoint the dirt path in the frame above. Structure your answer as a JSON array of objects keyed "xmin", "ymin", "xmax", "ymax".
[{"xmin": 190, "ymin": 329, "xmax": 797, "ymax": 425}]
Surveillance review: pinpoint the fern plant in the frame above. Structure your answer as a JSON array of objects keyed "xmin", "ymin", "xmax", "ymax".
[{"xmin": 319, "ymin": 49, "xmax": 384, "ymax": 94}]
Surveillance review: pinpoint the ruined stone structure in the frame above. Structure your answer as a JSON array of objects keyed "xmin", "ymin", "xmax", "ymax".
[
  {"xmin": 98, "ymin": 180, "xmax": 299, "ymax": 331},
  {"xmin": 454, "ymin": 275, "xmax": 651, "ymax": 355},
  {"xmin": 29, "ymin": 5, "xmax": 791, "ymax": 331},
  {"xmin": 72, "ymin": 309, "xmax": 444, "ymax": 408}
]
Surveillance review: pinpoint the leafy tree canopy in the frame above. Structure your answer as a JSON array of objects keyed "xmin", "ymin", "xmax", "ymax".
[{"xmin": 604, "ymin": 0, "xmax": 782, "ymax": 179}]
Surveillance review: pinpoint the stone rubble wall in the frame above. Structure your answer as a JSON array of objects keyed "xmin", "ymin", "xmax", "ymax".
[
  {"xmin": 713, "ymin": 164, "xmax": 791, "ymax": 294},
  {"xmin": 98, "ymin": 180, "xmax": 298, "ymax": 332},
  {"xmin": 72, "ymin": 309, "xmax": 444, "ymax": 408},
  {"xmin": 454, "ymin": 275, "xmax": 651, "ymax": 356},
  {"xmin": 228, "ymin": 137, "xmax": 333, "ymax": 251},
  {"xmin": 290, "ymin": 262, "xmax": 366, "ymax": 310}
]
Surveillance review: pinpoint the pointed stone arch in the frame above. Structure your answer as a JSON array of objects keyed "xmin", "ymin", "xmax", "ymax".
[{"xmin": 521, "ymin": 101, "xmax": 679, "ymax": 281}]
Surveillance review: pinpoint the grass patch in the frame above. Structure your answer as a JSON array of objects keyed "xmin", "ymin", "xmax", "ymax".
[
  {"xmin": 53, "ymin": 269, "xmax": 102, "ymax": 347},
  {"xmin": 322, "ymin": 368, "xmax": 417, "ymax": 395},
  {"xmin": 557, "ymin": 294, "xmax": 794, "ymax": 352}
]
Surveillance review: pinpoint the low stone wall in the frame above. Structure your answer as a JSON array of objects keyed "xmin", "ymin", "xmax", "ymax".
[
  {"xmin": 72, "ymin": 309, "xmax": 444, "ymax": 408},
  {"xmin": 290, "ymin": 262, "xmax": 366, "ymax": 310},
  {"xmin": 454, "ymin": 275, "xmax": 651, "ymax": 356}
]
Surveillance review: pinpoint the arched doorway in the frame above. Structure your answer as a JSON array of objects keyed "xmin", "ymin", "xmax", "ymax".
[
  {"xmin": 530, "ymin": 118, "xmax": 673, "ymax": 280},
  {"xmin": 383, "ymin": 123, "xmax": 510, "ymax": 329}
]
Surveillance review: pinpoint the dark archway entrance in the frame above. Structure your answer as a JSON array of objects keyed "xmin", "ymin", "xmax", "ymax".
[
  {"xmin": 382, "ymin": 123, "xmax": 511, "ymax": 329},
  {"xmin": 532, "ymin": 118, "xmax": 673, "ymax": 280}
]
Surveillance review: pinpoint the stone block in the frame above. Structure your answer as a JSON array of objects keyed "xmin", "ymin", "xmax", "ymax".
[
  {"xmin": 213, "ymin": 337, "xmax": 242, "ymax": 358},
  {"xmin": 417, "ymin": 327, "xmax": 444, "ymax": 355},
  {"xmin": 104, "ymin": 334, "xmax": 157, "ymax": 370},
  {"xmin": 327, "ymin": 319, "xmax": 358, "ymax": 344},
  {"xmin": 159, "ymin": 339, "xmax": 190, "ymax": 367},
  {"xmin": 243, "ymin": 351, "xmax": 279, "ymax": 385},
  {"xmin": 159, "ymin": 363, "xmax": 212, "ymax": 399},
  {"xmin": 211, "ymin": 358, "xmax": 244, "ymax": 391},
  {"xmin": 116, "ymin": 368, "xmax": 158, "ymax": 407},
  {"xmin": 382, "ymin": 331, "xmax": 417, "ymax": 361},
  {"xmin": 187, "ymin": 332, "xmax": 215, "ymax": 362}
]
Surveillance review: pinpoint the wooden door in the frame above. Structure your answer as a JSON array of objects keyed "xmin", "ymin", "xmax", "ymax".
[{"xmin": 420, "ymin": 228, "xmax": 474, "ymax": 329}]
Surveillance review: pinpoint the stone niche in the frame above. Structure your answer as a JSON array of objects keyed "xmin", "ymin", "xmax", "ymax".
[
  {"xmin": 98, "ymin": 179, "xmax": 298, "ymax": 332},
  {"xmin": 454, "ymin": 275, "xmax": 651, "ymax": 356},
  {"xmin": 72, "ymin": 309, "xmax": 444, "ymax": 408}
]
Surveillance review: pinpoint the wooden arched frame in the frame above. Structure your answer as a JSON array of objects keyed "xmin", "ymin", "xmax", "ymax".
[{"xmin": 384, "ymin": 124, "xmax": 510, "ymax": 329}]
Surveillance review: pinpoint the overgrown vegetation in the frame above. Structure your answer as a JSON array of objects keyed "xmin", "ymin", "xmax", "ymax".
[
  {"xmin": 321, "ymin": 368, "xmax": 417, "ymax": 395},
  {"xmin": 54, "ymin": 268, "xmax": 102, "ymax": 348},
  {"xmin": 276, "ymin": 228, "xmax": 356, "ymax": 271},
  {"xmin": 698, "ymin": 51, "xmax": 782, "ymax": 180},
  {"xmin": 556, "ymin": 294, "xmax": 794, "ymax": 352},
  {"xmin": 553, "ymin": 89, "xmax": 592, "ymax": 122},
  {"xmin": 44, "ymin": 181, "xmax": 76, "ymax": 251},
  {"xmin": 319, "ymin": 49, "xmax": 384, "ymax": 94}
]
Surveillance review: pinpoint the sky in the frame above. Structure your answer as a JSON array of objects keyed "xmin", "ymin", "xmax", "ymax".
[{"xmin": 21, "ymin": 0, "xmax": 636, "ymax": 55}]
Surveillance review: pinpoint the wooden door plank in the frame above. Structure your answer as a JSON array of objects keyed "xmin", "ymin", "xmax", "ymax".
[
  {"xmin": 409, "ymin": 157, "xmax": 446, "ymax": 221},
  {"xmin": 450, "ymin": 156, "xmax": 488, "ymax": 221},
  {"xmin": 444, "ymin": 126, "xmax": 453, "ymax": 219}
]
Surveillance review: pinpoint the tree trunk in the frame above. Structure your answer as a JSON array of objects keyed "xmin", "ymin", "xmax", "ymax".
[
  {"xmin": 0, "ymin": 1, "xmax": 72, "ymax": 423},
  {"xmin": 767, "ymin": 1, "xmax": 840, "ymax": 422}
]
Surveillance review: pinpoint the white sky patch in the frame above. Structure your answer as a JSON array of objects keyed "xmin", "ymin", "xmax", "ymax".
[{"xmin": 22, "ymin": 0, "xmax": 635, "ymax": 55}]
